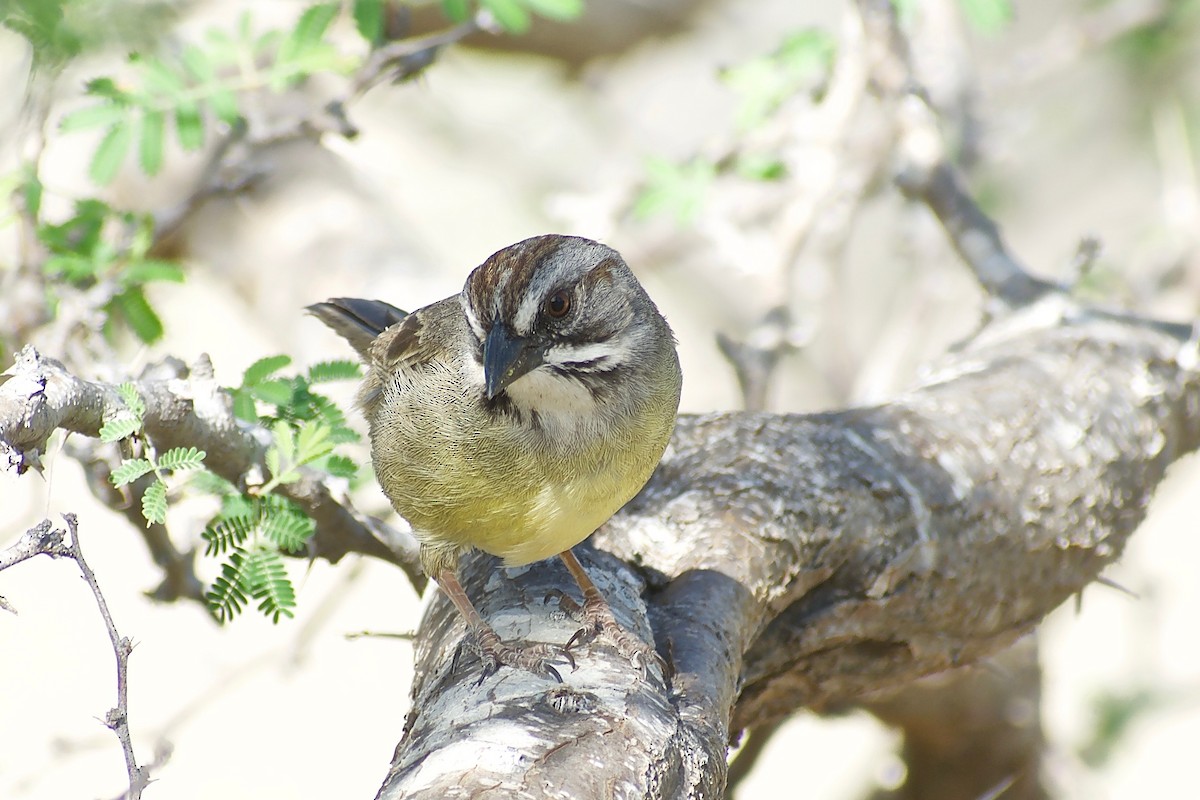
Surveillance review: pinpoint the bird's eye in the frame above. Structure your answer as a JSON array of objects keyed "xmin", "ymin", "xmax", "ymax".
[{"xmin": 544, "ymin": 290, "xmax": 571, "ymax": 319}]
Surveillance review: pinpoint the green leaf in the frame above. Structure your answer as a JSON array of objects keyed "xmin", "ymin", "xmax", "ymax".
[
  {"xmin": 174, "ymin": 100, "xmax": 205, "ymax": 151},
  {"xmin": 141, "ymin": 478, "xmax": 168, "ymax": 525},
  {"xmin": 273, "ymin": 3, "xmax": 341, "ymax": 86},
  {"xmin": 288, "ymin": 3, "xmax": 339, "ymax": 52},
  {"xmin": 204, "ymin": 28, "xmax": 239, "ymax": 65},
  {"xmin": 101, "ymin": 383, "xmax": 145, "ymax": 441},
  {"xmin": 137, "ymin": 54, "xmax": 187, "ymax": 97},
  {"xmin": 89, "ymin": 122, "xmax": 133, "ymax": 185},
  {"xmin": 138, "ymin": 109, "xmax": 166, "ymax": 176},
  {"xmin": 111, "ymin": 287, "xmax": 165, "ymax": 343},
  {"xmin": 118, "ymin": 382, "xmax": 146, "ymax": 418},
  {"xmin": 328, "ymin": 425, "xmax": 360, "ymax": 444},
  {"xmin": 261, "ymin": 507, "xmax": 314, "ymax": 553},
  {"xmin": 59, "ymin": 102, "xmax": 129, "ymax": 133},
  {"xmin": 267, "ymin": 420, "xmax": 299, "ymax": 483},
  {"xmin": 158, "ymin": 446, "xmax": 206, "ymax": 471},
  {"xmin": 254, "ymin": 29, "xmax": 284, "ymax": 59},
  {"xmin": 231, "ymin": 389, "xmax": 258, "ymax": 422},
  {"xmin": 43, "ymin": 253, "xmax": 100, "ymax": 282},
  {"xmin": 127, "ymin": 213, "xmax": 155, "ymax": 260},
  {"xmin": 735, "ymin": 153, "xmax": 788, "ymax": 181},
  {"xmin": 180, "ymin": 44, "xmax": 216, "ymax": 82},
  {"xmin": 304, "ymin": 394, "xmax": 358, "ymax": 441},
  {"xmin": 243, "ymin": 354, "xmax": 292, "ymax": 386},
  {"xmin": 721, "ymin": 28, "xmax": 836, "ymax": 129},
  {"xmin": 890, "ymin": 0, "xmax": 918, "ymax": 24},
  {"xmin": 4, "ymin": 0, "xmax": 82, "ymax": 65},
  {"xmin": 306, "ymin": 359, "xmax": 360, "ymax": 383},
  {"xmin": 189, "ymin": 468, "xmax": 236, "ymax": 496},
  {"xmin": 19, "ymin": 168, "xmax": 42, "ymax": 219},
  {"xmin": 120, "ymin": 258, "xmax": 185, "ymax": 286},
  {"xmin": 481, "ymin": 0, "xmax": 531, "ymax": 33},
  {"xmin": 207, "ymin": 553, "xmax": 249, "ymax": 622},
  {"xmin": 353, "ymin": 0, "xmax": 385, "ymax": 44},
  {"xmin": 441, "ymin": 0, "xmax": 470, "ymax": 22},
  {"xmin": 320, "ymin": 454, "xmax": 358, "ymax": 479},
  {"xmin": 83, "ymin": 77, "xmax": 128, "ymax": 102},
  {"xmin": 523, "ymin": 0, "xmax": 584, "ymax": 21},
  {"xmin": 959, "ymin": 0, "xmax": 1012, "ymax": 33},
  {"xmin": 111, "ymin": 458, "xmax": 154, "ymax": 487},
  {"xmin": 251, "ymin": 378, "xmax": 296, "ymax": 407},
  {"xmin": 37, "ymin": 198, "xmax": 110, "ymax": 255},
  {"xmin": 775, "ymin": 29, "xmax": 837, "ymax": 74},
  {"xmin": 201, "ymin": 514, "xmax": 253, "ymax": 556},
  {"xmin": 99, "ymin": 415, "xmax": 141, "ymax": 442},
  {"xmin": 294, "ymin": 420, "xmax": 333, "ymax": 466},
  {"xmin": 633, "ymin": 157, "xmax": 715, "ymax": 225},
  {"xmin": 244, "ymin": 548, "xmax": 296, "ymax": 623},
  {"xmin": 209, "ymin": 88, "xmax": 241, "ymax": 125}
]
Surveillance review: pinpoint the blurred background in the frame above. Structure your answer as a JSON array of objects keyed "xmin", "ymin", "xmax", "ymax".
[{"xmin": 1, "ymin": 0, "xmax": 1198, "ymax": 797}]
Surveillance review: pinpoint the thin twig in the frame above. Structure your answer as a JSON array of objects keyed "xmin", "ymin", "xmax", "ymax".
[
  {"xmin": 347, "ymin": 18, "xmax": 485, "ymax": 100},
  {"xmin": 0, "ymin": 518, "xmax": 70, "ymax": 572},
  {"xmin": 859, "ymin": 0, "xmax": 1064, "ymax": 309},
  {"xmin": 62, "ymin": 513, "xmax": 149, "ymax": 799},
  {"xmin": 150, "ymin": 17, "xmax": 487, "ymax": 256}
]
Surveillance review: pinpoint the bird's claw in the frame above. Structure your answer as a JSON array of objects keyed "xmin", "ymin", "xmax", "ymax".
[
  {"xmin": 469, "ymin": 626, "xmax": 575, "ymax": 684},
  {"xmin": 547, "ymin": 588, "xmax": 666, "ymax": 678}
]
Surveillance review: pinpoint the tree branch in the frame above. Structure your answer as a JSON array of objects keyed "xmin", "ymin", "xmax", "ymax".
[
  {"xmin": 371, "ymin": 284, "xmax": 1200, "ymax": 798},
  {"xmin": 63, "ymin": 513, "xmax": 149, "ymax": 799},
  {"xmin": 367, "ymin": 13, "xmax": 1200, "ymax": 792},
  {"xmin": 0, "ymin": 347, "xmax": 424, "ymax": 590},
  {"xmin": 0, "ymin": 515, "xmax": 153, "ymax": 797}
]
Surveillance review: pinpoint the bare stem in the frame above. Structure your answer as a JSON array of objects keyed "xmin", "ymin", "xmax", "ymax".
[{"xmin": 62, "ymin": 513, "xmax": 149, "ymax": 799}]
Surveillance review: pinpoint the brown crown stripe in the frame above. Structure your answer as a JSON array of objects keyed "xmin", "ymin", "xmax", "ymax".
[{"xmin": 467, "ymin": 235, "xmax": 566, "ymax": 324}]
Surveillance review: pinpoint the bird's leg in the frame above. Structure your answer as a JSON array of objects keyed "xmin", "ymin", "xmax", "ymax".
[
  {"xmin": 437, "ymin": 569, "xmax": 574, "ymax": 682},
  {"xmin": 553, "ymin": 550, "xmax": 665, "ymax": 675}
]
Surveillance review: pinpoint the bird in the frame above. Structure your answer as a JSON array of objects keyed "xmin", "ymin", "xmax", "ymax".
[{"xmin": 307, "ymin": 234, "xmax": 682, "ymax": 680}]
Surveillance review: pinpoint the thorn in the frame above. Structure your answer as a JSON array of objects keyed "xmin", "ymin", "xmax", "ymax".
[{"xmin": 1094, "ymin": 575, "xmax": 1140, "ymax": 600}]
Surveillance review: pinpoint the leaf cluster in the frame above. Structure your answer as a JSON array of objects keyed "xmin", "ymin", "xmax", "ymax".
[
  {"xmin": 632, "ymin": 28, "xmax": 836, "ymax": 226},
  {"xmin": 57, "ymin": 4, "xmax": 351, "ymax": 185},
  {"xmin": 1, "ymin": 0, "xmax": 181, "ymax": 69},
  {"xmin": 441, "ymin": 0, "xmax": 584, "ymax": 35},
  {"xmin": 102, "ymin": 383, "xmax": 207, "ymax": 526},
  {"xmin": 37, "ymin": 198, "xmax": 183, "ymax": 343},
  {"xmin": 188, "ymin": 355, "xmax": 364, "ymax": 623},
  {"xmin": 634, "ymin": 0, "xmax": 1017, "ymax": 226},
  {"xmin": 231, "ymin": 355, "xmax": 362, "ymax": 483},
  {"xmin": 201, "ymin": 492, "xmax": 315, "ymax": 623}
]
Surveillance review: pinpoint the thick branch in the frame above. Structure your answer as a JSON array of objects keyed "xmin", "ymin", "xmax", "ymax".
[
  {"xmin": 0, "ymin": 346, "xmax": 423, "ymax": 588},
  {"xmin": 374, "ymin": 294, "xmax": 1200, "ymax": 797}
]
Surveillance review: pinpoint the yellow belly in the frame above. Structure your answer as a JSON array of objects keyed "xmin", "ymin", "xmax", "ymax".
[{"xmin": 365, "ymin": 335, "xmax": 677, "ymax": 573}]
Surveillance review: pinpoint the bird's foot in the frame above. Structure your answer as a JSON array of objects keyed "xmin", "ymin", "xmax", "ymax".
[
  {"xmin": 549, "ymin": 589, "xmax": 666, "ymax": 677},
  {"xmin": 466, "ymin": 625, "xmax": 576, "ymax": 684}
]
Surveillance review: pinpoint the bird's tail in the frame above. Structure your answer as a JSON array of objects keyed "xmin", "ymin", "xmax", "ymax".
[{"xmin": 306, "ymin": 297, "xmax": 407, "ymax": 360}]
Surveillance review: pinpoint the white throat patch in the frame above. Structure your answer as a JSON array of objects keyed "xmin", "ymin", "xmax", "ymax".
[{"xmin": 505, "ymin": 368, "xmax": 597, "ymax": 416}]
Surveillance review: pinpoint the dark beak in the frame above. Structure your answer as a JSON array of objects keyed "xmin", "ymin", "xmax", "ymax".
[{"xmin": 484, "ymin": 324, "xmax": 543, "ymax": 400}]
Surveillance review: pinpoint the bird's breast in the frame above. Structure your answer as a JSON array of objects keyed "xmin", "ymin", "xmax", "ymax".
[{"xmin": 367, "ymin": 358, "xmax": 668, "ymax": 567}]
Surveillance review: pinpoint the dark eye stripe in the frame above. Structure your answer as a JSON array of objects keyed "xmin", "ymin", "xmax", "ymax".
[{"xmin": 551, "ymin": 358, "xmax": 615, "ymax": 374}]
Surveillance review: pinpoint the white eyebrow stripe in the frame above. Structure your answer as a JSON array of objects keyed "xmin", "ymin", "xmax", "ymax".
[
  {"xmin": 545, "ymin": 340, "xmax": 624, "ymax": 367},
  {"xmin": 461, "ymin": 294, "xmax": 486, "ymax": 340},
  {"xmin": 513, "ymin": 291, "xmax": 542, "ymax": 334},
  {"xmin": 513, "ymin": 263, "xmax": 564, "ymax": 334}
]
